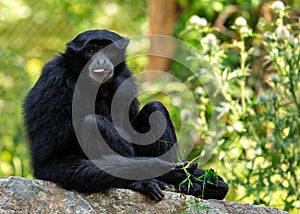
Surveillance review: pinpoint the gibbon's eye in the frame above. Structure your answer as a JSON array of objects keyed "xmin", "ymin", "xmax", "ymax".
[{"xmin": 86, "ymin": 45, "xmax": 98, "ymax": 57}]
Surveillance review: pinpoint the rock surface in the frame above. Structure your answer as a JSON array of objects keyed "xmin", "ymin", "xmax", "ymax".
[{"xmin": 0, "ymin": 176, "xmax": 287, "ymax": 214}]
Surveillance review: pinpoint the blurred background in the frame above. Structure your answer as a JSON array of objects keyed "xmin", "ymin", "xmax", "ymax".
[{"xmin": 0, "ymin": 0, "xmax": 299, "ymax": 212}]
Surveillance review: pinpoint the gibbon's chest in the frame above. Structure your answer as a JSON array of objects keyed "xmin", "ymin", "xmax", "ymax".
[
  {"xmin": 94, "ymin": 88, "xmax": 127, "ymax": 122},
  {"xmin": 95, "ymin": 98, "xmax": 112, "ymax": 120},
  {"xmin": 93, "ymin": 76, "xmax": 135, "ymax": 123}
]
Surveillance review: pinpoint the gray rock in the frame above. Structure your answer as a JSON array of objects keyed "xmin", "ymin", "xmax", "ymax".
[{"xmin": 0, "ymin": 177, "xmax": 287, "ymax": 214}]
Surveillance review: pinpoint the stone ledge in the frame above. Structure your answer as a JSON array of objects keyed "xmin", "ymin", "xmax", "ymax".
[{"xmin": 0, "ymin": 176, "xmax": 287, "ymax": 214}]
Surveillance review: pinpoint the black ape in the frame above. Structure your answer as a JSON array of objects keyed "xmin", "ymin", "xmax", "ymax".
[{"xmin": 23, "ymin": 29, "xmax": 228, "ymax": 201}]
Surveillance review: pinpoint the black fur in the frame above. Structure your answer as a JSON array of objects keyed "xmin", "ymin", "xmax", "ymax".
[{"xmin": 23, "ymin": 29, "xmax": 228, "ymax": 201}]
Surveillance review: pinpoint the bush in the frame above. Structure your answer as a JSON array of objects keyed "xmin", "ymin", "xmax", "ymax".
[{"xmin": 176, "ymin": 1, "xmax": 300, "ymax": 212}]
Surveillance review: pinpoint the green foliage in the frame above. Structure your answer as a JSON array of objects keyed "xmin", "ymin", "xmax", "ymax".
[
  {"xmin": 179, "ymin": 166, "xmax": 220, "ymax": 200},
  {"xmin": 175, "ymin": 0, "xmax": 300, "ymax": 36},
  {"xmin": 176, "ymin": 1, "xmax": 300, "ymax": 212},
  {"xmin": 248, "ymin": 8, "xmax": 300, "ymax": 210},
  {"xmin": 0, "ymin": 48, "xmax": 32, "ymax": 177}
]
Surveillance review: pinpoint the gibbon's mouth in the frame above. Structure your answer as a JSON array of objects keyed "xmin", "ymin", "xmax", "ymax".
[
  {"xmin": 94, "ymin": 68, "xmax": 106, "ymax": 73},
  {"xmin": 89, "ymin": 68, "xmax": 114, "ymax": 85},
  {"xmin": 93, "ymin": 68, "xmax": 113, "ymax": 75},
  {"xmin": 92, "ymin": 68, "xmax": 113, "ymax": 76}
]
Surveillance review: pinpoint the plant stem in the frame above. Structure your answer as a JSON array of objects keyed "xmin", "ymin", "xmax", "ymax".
[
  {"xmin": 290, "ymin": 81, "xmax": 300, "ymax": 116},
  {"xmin": 240, "ymin": 38, "xmax": 247, "ymax": 113}
]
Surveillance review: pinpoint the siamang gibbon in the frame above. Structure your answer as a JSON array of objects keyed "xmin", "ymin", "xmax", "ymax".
[{"xmin": 23, "ymin": 29, "xmax": 228, "ymax": 201}]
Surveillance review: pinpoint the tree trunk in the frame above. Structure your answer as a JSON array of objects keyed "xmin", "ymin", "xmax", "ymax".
[{"xmin": 147, "ymin": 0, "xmax": 179, "ymax": 81}]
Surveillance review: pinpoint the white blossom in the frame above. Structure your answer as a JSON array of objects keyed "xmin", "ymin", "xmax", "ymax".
[
  {"xmin": 189, "ymin": 15, "xmax": 207, "ymax": 26},
  {"xmin": 202, "ymin": 33, "xmax": 217, "ymax": 46},
  {"xmin": 276, "ymin": 25, "xmax": 290, "ymax": 39},
  {"xmin": 235, "ymin": 17, "xmax": 247, "ymax": 27},
  {"xmin": 272, "ymin": 1, "xmax": 285, "ymax": 12},
  {"xmin": 195, "ymin": 87, "xmax": 204, "ymax": 95},
  {"xmin": 240, "ymin": 26, "xmax": 251, "ymax": 34}
]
